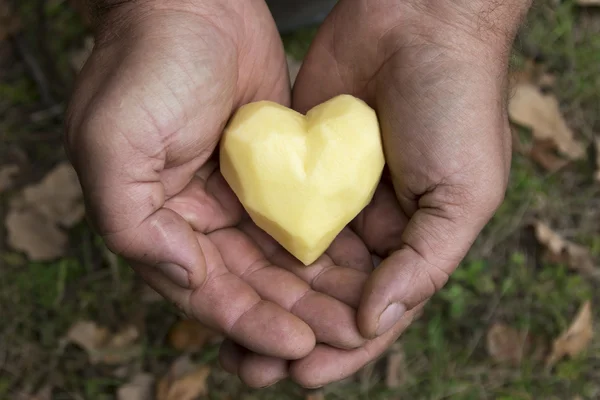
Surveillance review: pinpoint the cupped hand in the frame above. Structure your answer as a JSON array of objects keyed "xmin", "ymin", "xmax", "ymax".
[
  {"xmin": 222, "ymin": 0, "xmax": 531, "ymax": 388},
  {"xmin": 65, "ymin": 0, "xmax": 368, "ymax": 364}
]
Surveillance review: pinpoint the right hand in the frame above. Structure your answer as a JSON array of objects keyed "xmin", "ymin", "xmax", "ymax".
[{"xmin": 65, "ymin": 0, "xmax": 369, "ymax": 375}]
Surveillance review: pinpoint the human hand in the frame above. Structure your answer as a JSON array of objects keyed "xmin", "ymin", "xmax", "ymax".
[
  {"xmin": 65, "ymin": 0, "xmax": 369, "ymax": 367},
  {"xmin": 221, "ymin": 0, "xmax": 532, "ymax": 387}
]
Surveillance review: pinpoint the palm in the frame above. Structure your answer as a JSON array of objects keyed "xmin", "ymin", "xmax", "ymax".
[
  {"xmin": 150, "ymin": 162, "xmax": 368, "ymax": 356},
  {"xmin": 222, "ymin": 0, "xmax": 511, "ymax": 387},
  {"xmin": 293, "ymin": 0, "xmax": 509, "ymax": 322},
  {"xmin": 67, "ymin": 2, "xmax": 376, "ymax": 369}
]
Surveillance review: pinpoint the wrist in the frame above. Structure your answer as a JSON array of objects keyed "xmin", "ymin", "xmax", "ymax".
[
  {"xmin": 419, "ymin": 0, "xmax": 531, "ymax": 49},
  {"xmin": 376, "ymin": 0, "xmax": 532, "ymax": 58},
  {"xmin": 88, "ymin": 0, "xmax": 237, "ymax": 45}
]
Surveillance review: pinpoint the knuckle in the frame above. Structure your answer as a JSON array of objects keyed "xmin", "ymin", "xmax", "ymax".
[
  {"xmin": 477, "ymin": 176, "xmax": 507, "ymax": 216},
  {"xmin": 102, "ymin": 232, "xmax": 136, "ymax": 260},
  {"xmin": 413, "ymin": 263, "xmax": 449, "ymax": 300},
  {"xmin": 171, "ymin": 299, "xmax": 192, "ymax": 320},
  {"xmin": 451, "ymin": 169, "xmax": 507, "ymax": 220},
  {"xmin": 172, "ymin": 291, "xmax": 195, "ymax": 320},
  {"xmin": 399, "ymin": 256, "xmax": 451, "ymax": 308}
]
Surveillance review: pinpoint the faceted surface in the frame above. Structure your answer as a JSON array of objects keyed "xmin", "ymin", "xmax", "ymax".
[{"xmin": 220, "ymin": 95, "xmax": 384, "ymax": 265}]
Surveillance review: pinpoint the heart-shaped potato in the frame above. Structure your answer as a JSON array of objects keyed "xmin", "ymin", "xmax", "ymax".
[{"xmin": 220, "ymin": 94, "xmax": 384, "ymax": 265}]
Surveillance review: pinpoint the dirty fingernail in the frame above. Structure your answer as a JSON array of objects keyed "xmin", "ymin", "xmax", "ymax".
[
  {"xmin": 157, "ymin": 263, "xmax": 190, "ymax": 288},
  {"xmin": 376, "ymin": 302, "xmax": 406, "ymax": 336}
]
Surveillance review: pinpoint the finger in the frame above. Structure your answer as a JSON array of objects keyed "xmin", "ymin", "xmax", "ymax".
[
  {"xmin": 305, "ymin": 266, "xmax": 368, "ymax": 309},
  {"xmin": 164, "ymin": 167, "xmax": 244, "ymax": 233},
  {"xmin": 289, "ymin": 302, "xmax": 425, "ymax": 389},
  {"xmin": 219, "ymin": 339, "xmax": 289, "ymax": 388},
  {"xmin": 351, "ymin": 183, "xmax": 409, "ymax": 257},
  {"xmin": 135, "ymin": 232, "xmax": 316, "ymax": 360},
  {"xmin": 71, "ymin": 156, "xmax": 211, "ymax": 289},
  {"xmin": 239, "ymin": 221, "xmax": 370, "ymax": 309},
  {"xmin": 68, "ymin": 83, "xmax": 232, "ymax": 291},
  {"xmin": 358, "ymin": 187, "xmax": 500, "ymax": 338},
  {"xmin": 291, "ymin": 0, "xmax": 388, "ymax": 113},
  {"xmin": 239, "ymin": 353, "xmax": 289, "ymax": 388},
  {"xmin": 210, "ymin": 228, "xmax": 366, "ymax": 349},
  {"xmin": 325, "ymin": 227, "xmax": 373, "ymax": 273},
  {"xmin": 219, "ymin": 339, "xmax": 246, "ymax": 374}
]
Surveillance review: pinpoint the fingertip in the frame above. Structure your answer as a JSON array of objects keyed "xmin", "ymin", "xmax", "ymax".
[
  {"xmin": 288, "ymin": 345, "xmax": 342, "ymax": 389},
  {"xmin": 358, "ymin": 298, "xmax": 406, "ymax": 339},
  {"xmin": 291, "ymin": 310, "xmax": 418, "ymax": 388},
  {"xmin": 357, "ymin": 254, "xmax": 410, "ymax": 339},
  {"xmin": 272, "ymin": 308, "xmax": 317, "ymax": 360},
  {"xmin": 357, "ymin": 308, "xmax": 378, "ymax": 340},
  {"xmin": 238, "ymin": 354, "xmax": 289, "ymax": 388},
  {"xmin": 294, "ymin": 293, "xmax": 365, "ymax": 350},
  {"xmin": 357, "ymin": 303, "xmax": 407, "ymax": 340},
  {"xmin": 286, "ymin": 322, "xmax": 317, "ymax": 360},
  {"xmin": 357, "ymin": 285, "xmax": 384, "ymax": 339},
  {"xmin": 375, "ymin": 302, "xmax": 406, "ymax": 336},
  {"xmin": 325, "ymin": 227, "xmax": 373, "ymax": 272},
  {"xmin": 229, "ymin": 301, "xmax": 316, "ymax": 360},
  {"xmin": 219, "ymin": 339, "xmax": 244, "ymax": 374}
]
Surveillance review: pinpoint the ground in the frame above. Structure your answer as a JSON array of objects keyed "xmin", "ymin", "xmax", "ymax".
[{"xmin": 1, "ymin": 0, "xmax": 599, "ymax": 399}]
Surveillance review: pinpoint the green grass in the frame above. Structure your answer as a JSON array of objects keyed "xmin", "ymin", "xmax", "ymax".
[{"xmin": 1, "ymin": 0, "xmax": 599, "ymax": 398}]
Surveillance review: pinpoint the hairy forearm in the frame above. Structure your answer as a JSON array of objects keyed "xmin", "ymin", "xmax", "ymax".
[
  {"xmin": 83, "ymin": 0, "xmax": 238, "ymax": 44},
  {"xmin": 85, "ymin": 0, "xmax": 236, "ymax": 19},
  {"xmin": 404, "ymin": 0, "xmax": 533, "ymax": 49}
]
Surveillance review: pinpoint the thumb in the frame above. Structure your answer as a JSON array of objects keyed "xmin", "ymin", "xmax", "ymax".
[
  {"xmin": 77, "ymin": 138, "xmax": 208, "ymax": 289},
  {"xmin": 64, "ymin": 28, "xmax": 240, "ymax": 289},
  {"xmin": 357, "ymin": 189, "xmax": 502, "ymax": 339},
  {"xmin": 66, "ymin": 103, "xmax": 213, "ymax": 290}
]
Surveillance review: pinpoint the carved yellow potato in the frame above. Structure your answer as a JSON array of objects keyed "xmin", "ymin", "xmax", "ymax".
[{"xmin": 220, "ymin": 95, "xmax": 385, "ymax": 265}]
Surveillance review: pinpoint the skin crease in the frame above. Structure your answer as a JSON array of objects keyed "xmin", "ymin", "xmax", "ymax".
[{"xmin": 67, "ymin": 0, "xmax": 533, "ymax": 389}]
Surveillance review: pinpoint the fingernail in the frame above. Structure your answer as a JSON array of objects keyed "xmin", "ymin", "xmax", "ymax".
[
  {"xmin": 376, "ymin": 303, "xmax": 406, "ymax": 336},
  {"xmin": 157, "ymin": 263, "xmax": 190, "ymax": 288}
]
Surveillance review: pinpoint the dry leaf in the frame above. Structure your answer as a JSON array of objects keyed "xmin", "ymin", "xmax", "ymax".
[
  {"xmin": 156, "ymin": 355, "xmax": 210, "ymax": 400},
  {"xmin": 21, "ymin": 163, "xmax": 84, "ymax": 225},
  {"xmin": 6, "ymin": 162, "xmax": 84, "ymax": 260},
  {"xmin": 594, "ymin": 136, "xmax": 600, "ymax": 182},
  {"xmin": 66, "ymin": 320, "xmax": 110, "ymax": 355},
  {"xmin": 287, "ymin": 55, "xmax": 302, "ymax": 86},
  {"xmin": 117, "ymin": 373, "xmax": 154, "ymax": 400},
  {"xmin": 5, "ymin": 211, "xmax": 69, "ymax": 261},
  {"xmin": 386, "ymin": 341, "xmax": 408, "ymax": 388},
  {"xmin": 66, "ymin": 321, "xmax": 142, "ymax": 365},
  {"xmin": 546, "ymin": 301, "xmax": 593, "ymax": 367},
  {"xmin": 509, "ymin": 81, "xmax": 585, "ymax": 163},
  {"xmin": 486, "ymin": 323, "xmax": 528, "ymax": 365},
  {"xmin": 167, "ymin": 319, "xmax": 220, "ymax": 352},
  {"xmin": 533, "ymin": 221, "xmax": 600, "ymax": 280},
  {"xmin": 69, "ymin": 36, "xmax": 94, "ymax": 72},
  {"xmin": 538, "ymin": 72, "xmax": 557, "ymax": 89},
  {"xmin": 529, "ymin": 139, "xmax": 570, "ymax": 173},
  {"xmin": 0, "ymin": 164, "xmax": 19, "ymax": 193}
]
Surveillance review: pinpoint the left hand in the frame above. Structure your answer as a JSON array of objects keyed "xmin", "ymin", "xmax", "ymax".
[{"xmin": 219, "ymin": 0, "xmax": 532, "ymax": 388}]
